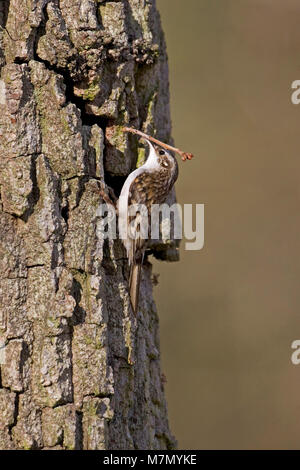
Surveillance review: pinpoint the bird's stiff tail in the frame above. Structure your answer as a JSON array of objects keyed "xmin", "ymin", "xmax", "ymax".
[{"xmin": 129, "ymin": 255, "xmax": 143, "ymax": 315}]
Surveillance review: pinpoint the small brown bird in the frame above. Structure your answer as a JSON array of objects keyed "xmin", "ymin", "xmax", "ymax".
[{"xmin": 118, "ymin": 138, "xmax": 179, "ymax": 315}]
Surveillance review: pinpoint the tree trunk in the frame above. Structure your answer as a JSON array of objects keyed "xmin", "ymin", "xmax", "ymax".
[{"xmin": 0, "ymin": 0, "xmax": 177, "ymax": 450}]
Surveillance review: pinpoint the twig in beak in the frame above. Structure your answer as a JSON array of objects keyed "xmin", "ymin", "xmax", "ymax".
[{"xmin": 122, "ymin": 127, "xmax": 194, "ymax": 161}]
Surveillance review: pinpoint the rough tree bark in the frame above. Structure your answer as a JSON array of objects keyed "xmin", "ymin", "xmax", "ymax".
[{"xmin": 0, "ymin": 0, "xmax": 178, "ymax": 450}]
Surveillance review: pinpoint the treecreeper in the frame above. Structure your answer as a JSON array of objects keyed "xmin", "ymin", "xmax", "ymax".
[{"xmin": 119, "ymin": 127, "xmax": 193, "ymax": 315}]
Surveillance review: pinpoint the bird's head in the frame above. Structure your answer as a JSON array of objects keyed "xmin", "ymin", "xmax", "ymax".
[
  {"xmin": 143, "ymin": 138, "xmax": 178, "ymax": 174},
  {"xmin": 153, "ymin": 145, "xmax": 177, "ymax": 171}
]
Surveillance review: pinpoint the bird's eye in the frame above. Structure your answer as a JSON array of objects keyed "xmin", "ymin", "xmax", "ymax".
[{"xmin": 159, "ymin": 150, "xmax": 165, "ymax": 156}]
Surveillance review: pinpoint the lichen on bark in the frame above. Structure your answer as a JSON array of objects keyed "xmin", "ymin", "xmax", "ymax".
[{"xmin": 0, "ymin": 0, "xmax": 177, "ymax": 449}]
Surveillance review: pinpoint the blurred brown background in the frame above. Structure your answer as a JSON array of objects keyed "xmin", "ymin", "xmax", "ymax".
[{"xmin": 155, "ymin": 0, "xmax": 300, "ymax": 449}]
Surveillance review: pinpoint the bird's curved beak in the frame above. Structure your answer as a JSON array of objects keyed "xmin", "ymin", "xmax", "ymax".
[
  {"xmin": 144, "ymin": 138, "xmax": 156, "ymax": 156},
  {"xmin": 144, "ymin": 137, "xmax": 155, "ymax": 152},
  {"xmin": 142, "ymin": 138, "xmax": 158, "ymax": 166}
]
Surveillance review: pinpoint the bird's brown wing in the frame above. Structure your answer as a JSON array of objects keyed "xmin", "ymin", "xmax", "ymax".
[{"xmin": 127, "ymin": 169, "xmax": 174, "ymax": 314}]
